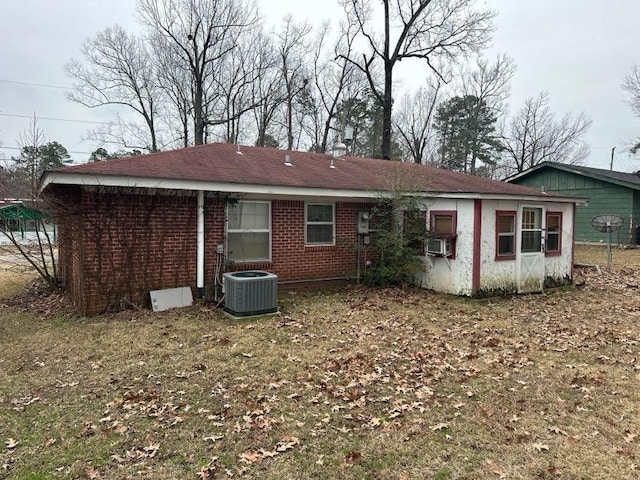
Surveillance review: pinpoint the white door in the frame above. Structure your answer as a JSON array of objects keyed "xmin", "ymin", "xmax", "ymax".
[{"xmin": 518, "ymin": 206, "xmax": 545, "ymax": 293}]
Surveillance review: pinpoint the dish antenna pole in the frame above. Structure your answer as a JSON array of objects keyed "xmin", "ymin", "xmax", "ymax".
[{"xmin": 591, "ymin": 214, "xmax": 623, "ymax": 270}]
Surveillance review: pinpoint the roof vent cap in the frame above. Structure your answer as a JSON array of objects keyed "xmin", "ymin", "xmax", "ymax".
[{"xmin": 332, "ymin": 142, "xmax": 347, "ymax": 158}]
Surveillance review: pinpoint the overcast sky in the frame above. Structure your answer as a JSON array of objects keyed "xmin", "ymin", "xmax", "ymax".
[{"xmin": 0, "ymin": 0, "xmax": 639, "ymax": 171}]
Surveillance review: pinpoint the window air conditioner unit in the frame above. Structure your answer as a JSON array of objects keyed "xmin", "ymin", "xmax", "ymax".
[
  {"xmin": 426, "ymin": 238, "xmax": 451, "ymax": 256},
  {"xmin": 223, "ymin": 270, "xmax": 278, "ymax": 317}
]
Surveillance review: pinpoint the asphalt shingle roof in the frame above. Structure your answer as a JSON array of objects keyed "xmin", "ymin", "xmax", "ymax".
[
  {"xmin": 508, "ymin": 162, "xmax": 640, "ymax": 191},
  {"xmin": 48, "ymin": 143, "xmax": 562, "ymax": 198}
]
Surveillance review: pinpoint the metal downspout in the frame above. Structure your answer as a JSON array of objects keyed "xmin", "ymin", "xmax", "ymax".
[{"xmin": 197, "ymin": 191, "xmax": 205, "ymax": 294}]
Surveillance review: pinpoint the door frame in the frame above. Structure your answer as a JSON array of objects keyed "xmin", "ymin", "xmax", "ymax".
[{"xmin": 517, "ymin": 205, "xmax": 545, "ymax": 293}]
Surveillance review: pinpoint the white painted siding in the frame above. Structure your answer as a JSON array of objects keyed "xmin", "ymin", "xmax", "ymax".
[
  {"xmin": 479, "ymin": 200, "xmax": 574, "ymax": 294},
  {"xmin": 417, "ymin": 198, "xmax": 475, "ymax": 295},
  {"xmin": 478, "ymin": 200, "xmax": 519, "ymax": 293},
  {"xmin": 417, "ymin": 199, "xmax": 575, "ymax": 296},
  {"xmin": 541, "ymin": 202, "xmax": 575, "ymax": 283}
]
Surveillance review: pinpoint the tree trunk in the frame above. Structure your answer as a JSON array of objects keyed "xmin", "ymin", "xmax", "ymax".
[
  {"xmin": 194, "ymin": 80, "xmax": 205, "ymax": 145},
  {"xmin": 381, "ymin": 1, "xmax": 392, "ymax": 160},
  {"xmin": 382, "ymin": 64, "xmax": 393, "ymax": 159}
]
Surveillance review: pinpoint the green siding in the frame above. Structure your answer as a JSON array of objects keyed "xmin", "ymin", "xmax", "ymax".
[{"xmin": 513, "ymin": 168, "xmax": 637, "ymax": 244}]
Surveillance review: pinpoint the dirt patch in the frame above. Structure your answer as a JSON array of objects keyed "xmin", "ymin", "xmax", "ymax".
[{"xmin": 575, "ymin": 243, "xmax": 640, "ymax": 270}]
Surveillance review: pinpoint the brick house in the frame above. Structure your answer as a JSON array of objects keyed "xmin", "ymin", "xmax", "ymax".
[{"xmin": 40, "ymin": 143, "xmax": 581, "ymax": 315}]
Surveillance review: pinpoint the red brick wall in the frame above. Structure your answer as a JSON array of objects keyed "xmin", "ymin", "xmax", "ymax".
[
  {"xmin": 52, "ymin": 187, "xmax": 374, "ymax": 315},
  {"xmin": 228, "ymin": 200, "xmax": 373, "ymax": 283}
]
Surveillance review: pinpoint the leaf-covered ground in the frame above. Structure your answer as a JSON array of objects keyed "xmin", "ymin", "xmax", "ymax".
[{"xmin": 1, "ymin": 245, "xmax": 639, "ymax": 479}]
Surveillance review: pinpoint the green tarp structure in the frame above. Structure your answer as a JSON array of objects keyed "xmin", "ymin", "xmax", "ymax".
[{"xmin": 0, "ymin": 201, "xmax": 54, "ymax": 240}]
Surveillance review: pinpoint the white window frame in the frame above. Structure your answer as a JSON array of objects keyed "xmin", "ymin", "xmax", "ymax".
[
  {"xmin": 305, "ymin": 202, "xmax": 335, "ymax": 246},
  {"xmin": 226, "ymin": 200, "xmax": 272, "ymax": 262}
]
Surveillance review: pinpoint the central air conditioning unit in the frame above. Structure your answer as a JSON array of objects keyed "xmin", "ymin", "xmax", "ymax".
[
  {"xmin": 223, "ymin": 271, "xmax": 278, "ymax": 317},
  {"xmin": 426, "ymin": 237, "xmax": 452, "ymax": 256}
]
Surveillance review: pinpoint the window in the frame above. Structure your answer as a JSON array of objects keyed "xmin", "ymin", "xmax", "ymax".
[
  {"xmin": 306, "ymin": 203, "xmax": 334, "ymax": 245},
  {"xmin": 429, "ymin": 210, "xmax": 457, "ymax": 258},
  {"xmin": 546, "ymin": 212, "xmax": 562, "ymax": 256},
  {"xmin": 521, "ymin": 207, "xmax": 542, "ymax": 253},
  {"xmin": 495, "ymin": 211, "xmax": 516, "ymax": 260},
  {"xmin": 227, "ymin": 201, "xmax": 271, "ymax": 262}
]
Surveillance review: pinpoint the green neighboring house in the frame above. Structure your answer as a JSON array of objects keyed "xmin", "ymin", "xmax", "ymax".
[{"xmin": 507, "ymin": 162, "xmax": 640, "ymax": 245}]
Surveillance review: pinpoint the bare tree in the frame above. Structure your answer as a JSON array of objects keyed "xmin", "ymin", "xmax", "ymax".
[
  {"xmin": 213, "ymin": 28, "xmax": 265, "ymax": 144},
  {"xmin": 137, "ymin": 0, "xmax": 260, "ymax": 145},
  {"xmin": 251, "ymin": 32, "xmax": 286, "ymax": 147},
  {"xmin": 66, "ymin": 25, "xmax": 162, "ymax": 152},
  {"xmin": 18, "ymin": 117, "xmax": 46, "ymax": 199},
  {"xmin": 340, "ymin": 0, "xmax": 495, "ymax": 159},
  {"xmin": 459, "ymin": 54, "xmax": 515, "ymax": 115},
  {"xmin": 501, "ymin": 92, "xmax": 592, "ymax": 176},
  {"xmin": 302, "ymin": 18, "xmax": 366, "ymax": 153},
  {"xmin": 2, "ymin": 118, "xmax": 64, "ymax": 288},
  {"xmin": 274, "ymin": 16, "xmax": 312, "ymax": 150},
  {"xmin": 152, "ymin": 34, "xmax": 193, "ymax": 148},
  {"xmin": 394, "ymin": 78, "xmax": 441, "ymax": 163},
  {"xmin": 622, "ymin": 64, "xmax": 640, "ymax": 153},
  {"xmin": 449, "ymin": 54, "xmax": 515, "ymax": 174},
  {"xmin": 0, "ymin": 199, "xmax": 61, "ymax": 289}
]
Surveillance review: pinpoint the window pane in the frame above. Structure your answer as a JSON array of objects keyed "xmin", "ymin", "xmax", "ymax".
[
  {"xmin": 521, "ymin": 231, "xmax": 542, "ymax": 253},
  {"xmin": 546, "ymin": 214, "xmax": 561, "ymax": 252},
  {"xmin": 307, "ymin": 204, "xmax": 333, "ymax": 223},
  {"xmin": 307, "ymin": 224, "xmax": 333, "ymax": 244},
  {"xmin": 547, "ymin": 233, "xmax": 559, "ymax": 252},
  {"xmin": 498, "ymin": 235, "xmax": 514, "ymax": 255},
  {"xmin": 228, "ymin": 202, "xmax": 269, "ymax": 230},
  {"xmin": 498, "ymin": 215, "xmax": 514, "ymax": 233},
  {"xmin": 522, "ymin": 208, "xmax": 541, "ymax": 229},
  {"xmin": 434, "ymin": 215, "xmax": 452, "ymax": 234},
  {"xmin": 227, "ymin": 232, "xmax": 269, "ymax": 261}
]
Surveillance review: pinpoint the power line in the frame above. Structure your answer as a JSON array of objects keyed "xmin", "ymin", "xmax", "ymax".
[
  {"xmin": 0, "ymin": 112, "xmax": 144, "ymax": 128},
  {"xmin": 0, "ymin": 145, "xmax": 94, "ymax": 155},
  {"xmin": 0, "ymin": 79, "xmax": 72, "ymax": 90}
]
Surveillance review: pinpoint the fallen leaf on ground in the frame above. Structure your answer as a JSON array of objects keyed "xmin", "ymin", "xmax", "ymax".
[
  {"xmin": 239, "ymin": 451, "xmax": 262, "ymax": 464},
  {"xmin": 485, "ymin": 458, "xmax": 507, "ymax": 478},
  {"xmin": 275, "ymin": 436, "xmax": 300, "ymax": 452},
  {"xmin": 83, "ymin": 466, "xmax": 99, "ymax": 479},
  {"xmin": 549, "ymin": 426, "xmax": 567, "ymax": 436},
  {"xmin": 5, "ymin": 438, "xmax": 18, "ymax": 450},
  {"xmin": 345, "ymin": 450, "xmax": 362, "ymax": 464},
  {"xmin": 533, "ymin": 442, "xmax": 549, "ymax": 453}
]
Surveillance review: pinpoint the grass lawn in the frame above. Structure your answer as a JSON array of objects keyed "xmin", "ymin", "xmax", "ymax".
[{"xmin": 1, "ymin": 245, "xmax": 639, "ymax": 479}]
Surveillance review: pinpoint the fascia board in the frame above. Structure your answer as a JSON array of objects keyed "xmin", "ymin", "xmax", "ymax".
[{"xmin": 40, "ymin": 172, "xmax": 583, "ymax": 204}]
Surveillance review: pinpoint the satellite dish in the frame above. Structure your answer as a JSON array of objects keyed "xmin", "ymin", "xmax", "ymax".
[
  {"xmin": 591, "ymin": 214, "xmax": 623, "ymax": 233},
  {"xmin": 590, "ymin": 214, "xmax": 624, "ymax": 271}
]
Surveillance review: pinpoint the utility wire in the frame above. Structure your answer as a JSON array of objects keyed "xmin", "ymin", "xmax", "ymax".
[
  {"xmin": 0, "ymin": 79, "xmax": 73, "ymax": 90},
  {"xmin": 0, "ymin": 112, "xmax": 143, "ymax": 128},
  {"xmin": 0, "ymin": 146, "xmax": 95, "ymax": 155}
]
